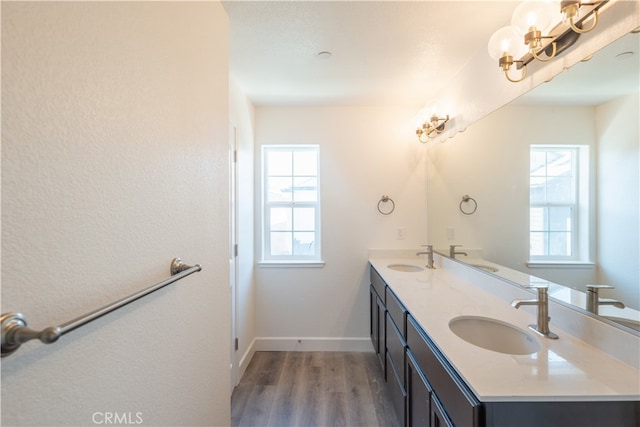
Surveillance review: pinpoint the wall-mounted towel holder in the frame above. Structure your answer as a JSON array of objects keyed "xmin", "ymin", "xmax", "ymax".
[
  {"xmin": 378, "ymin": 195, "xmax": 395, "ymax": 215},
  {"xmin": 460, "ymin": 195, "xmax": 477, "ymax": 215},
  {"xmin": 1, "ymin": 257, "xmax": 201, "ymax": 358}
]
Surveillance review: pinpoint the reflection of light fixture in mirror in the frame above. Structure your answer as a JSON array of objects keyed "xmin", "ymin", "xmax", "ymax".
[
  {"xmin": 488, "ymin": 26, "xmax": 528, "ymax": 82},
  {"xmin": 561, "ymin": 0, "xmax": 599, "ymax": 33},
  {"xmin": 416, "ymin": 114, "xmax": 450, "ymax": 143},
  {"xmin": 489, "ymin": 0, "xmax": 607, "ymax": 83},
  {"xmin": 512, "ymin": 1, "xmax": 557, "ymax": 62}
]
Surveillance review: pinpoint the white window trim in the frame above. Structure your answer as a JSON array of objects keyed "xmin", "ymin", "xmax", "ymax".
[{"xmin": 260, "ymin": 145, "xmax": 323, "ymax": 266}]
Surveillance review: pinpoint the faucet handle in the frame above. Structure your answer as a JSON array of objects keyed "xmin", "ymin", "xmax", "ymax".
[{"xmin": 523, "ymin": 284, "xmax": 549, "ymax": 297}]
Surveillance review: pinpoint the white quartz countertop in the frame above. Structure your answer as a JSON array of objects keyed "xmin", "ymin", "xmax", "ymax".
[{"xmin": 369, "ymin": 257, "xmax": 640, "ymax": 402}]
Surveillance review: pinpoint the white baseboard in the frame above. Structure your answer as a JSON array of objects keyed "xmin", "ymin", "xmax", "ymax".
[
  {"xmin": 238, "ymin": 338, "xmax": 257, "ymax": 380},
  {"xmin": 254, "ymin": 337, "xmax": 373, "ymax": 352}
]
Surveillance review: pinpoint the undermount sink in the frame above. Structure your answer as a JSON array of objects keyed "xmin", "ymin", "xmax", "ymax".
[
  {"xmin": 449, "ymin": 316, "xmax": 541, "ymax": 355},
  {"xmin": 387, "ymin": 263, "xmax": 424, "ymax": 272},
  {"xmin": 470, "ymin": 263, "xmax": 499, "ymax": 273}
]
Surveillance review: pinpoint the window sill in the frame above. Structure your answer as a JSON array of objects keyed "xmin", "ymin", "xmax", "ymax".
[
  {"xmin": 526, "ymin": 261, "xmax": 594, "ymax": 269},
  {"xmin": 258, "ymin": 261, "xmax": 325, "ymax": 268}
]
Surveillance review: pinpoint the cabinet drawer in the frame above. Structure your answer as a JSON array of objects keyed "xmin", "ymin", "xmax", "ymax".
[
  {"xmin": 370, "ymin": 265, "xmax": 386, "ymax": 303},
  {"xmin": 407, "ymin": 315, "xmax": 482, "ymax": 427},
  {"xmin": 386, "ymin": 286, "xmax": 407, "ymax": 338},
  {"xmin": 386, "ymin": 312, "xmax": 406, "ymax": 388},
  {"xmin": 386, "ymin": 351, "xmax": 407, "ymax": 427}
]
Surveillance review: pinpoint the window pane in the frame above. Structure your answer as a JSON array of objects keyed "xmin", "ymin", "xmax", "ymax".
[
  {"xmin": 293, "ymin": 177, "xmax": 317, "ymax": 202},
  {"xmin": 293, "ymin": 150, "xmax": 317, "ymax": 175},
  {"xmin": 293, "ymin": 207, "xmax": 315, "ymax": 231},
  {"xmin": 268, "ymin": 151, "xmax": 292, "ymax": 176},
  {"xmin": 530, "ymin": 231, "xmax": 546, "ymax": 256},
  {"xmin": 270, "ymin": 207, "xmax": 291, "ymax": 231},
  {"xmin": 270, "ymin": 232, "xmax": 292, "ymax": 256},
  {"xmin": 549, "ymin": 207, "xmax": 572, "ymax": 231},
  {"xmin": 547, "ymin": 176, "xmax": 572, "ymax": 203},
  {"xmin": 546, "ymin": 151, "xmax": 572, "ymax": 177},
  {"xmin": 268, "ymin": 177, "xmax": 293, "ymax": 202},
  {"xmin": 549, "ymin": 232, "xmax": 571, "ymax": 256},
  {"xmin": 293, "ymin": 232, "xmax": 315, "ymax": 255},
  {"xmin": 530, "ymin": 151, "xmax": 547, "ymax": 176},
  {"xmin": 530, "ymin": 207, "xmax": 547, "ymax": 231},
  {"xmin": 530, "ymin": 177, "xmax": 546, "ymax": 203}
]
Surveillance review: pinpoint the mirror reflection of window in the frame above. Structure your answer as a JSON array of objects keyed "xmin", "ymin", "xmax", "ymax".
[{"xmin": 529, "ymin": 145, "xmax": 589, "ymax": 262}]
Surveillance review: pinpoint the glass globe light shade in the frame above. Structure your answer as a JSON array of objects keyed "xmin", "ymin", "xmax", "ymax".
[
  {"xmin": 511, "ymin": 1, "xmax": 554, "ymax": 35},
  {"xmin": 487, "ymin": 26, "xmax": 528, "ymax": 61}
]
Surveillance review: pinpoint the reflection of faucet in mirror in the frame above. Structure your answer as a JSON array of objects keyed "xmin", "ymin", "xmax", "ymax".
[
  {"xmin": 511, "ymin": 285, "xmax": 559, "ymax": 339},
  {"xmin": 586, "ymin": 285, "xmax": 625, "ymax": 315},
  {"xmin": 449, "ymin": 245, "xmax": 467, "ymax": 259},
  {"xmin": 416, "ymin": 245, "xmax": 435, "ymax": 269}
]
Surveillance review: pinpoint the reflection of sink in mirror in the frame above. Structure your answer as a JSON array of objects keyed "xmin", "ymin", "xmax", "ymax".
[
  {"xmin": 387, "ymin": 264, "xmax": 424, "ymax": 272},
  {"xmin": 604, "ymin": 317, "xmax": 640, "ymax": 331},
  {"xmin": 469, "ymin": 263, "xmax": 499, "ymax": 273},
  {"xmin": 449, "ymin": 316, "xmax": 540, "ymax": 355}
]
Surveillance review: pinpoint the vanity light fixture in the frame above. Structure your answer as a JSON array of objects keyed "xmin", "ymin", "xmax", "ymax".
[
  {"xmin": 488, "ymin": 0, "xmax": 606, "ymax": 83},
  {"xmin": 416, "ymin": 114, "xmax": 450, "ymax": 143}
]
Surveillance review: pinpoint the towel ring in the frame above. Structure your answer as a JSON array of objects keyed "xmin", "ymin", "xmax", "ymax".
[
  {"xmin": 377, "ymin": 195, "xmax": 395, "ymax": 215},
  {"xmin": 459, "ymin": 195, "xmax": 477, "ymax": 215}
]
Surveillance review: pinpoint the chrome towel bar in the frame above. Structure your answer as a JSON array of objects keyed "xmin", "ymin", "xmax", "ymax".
[{"xmin": 1, "ymin": 257, "xmax": 201, "ymax": 358}]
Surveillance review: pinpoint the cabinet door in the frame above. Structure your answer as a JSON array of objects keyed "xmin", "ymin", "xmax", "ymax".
[
  {"xmin": 431, "ymin": 394, "xmax": 454, "ymax": 427},
  {"xmin": 386, "ymin": 312, "xmax": 406, "ymax": 388},
  {"xmin": 375, "ymin": 291, "xmax": 386, "ymax": 372},
  {"xmin": 370, "ymin": 285, "xmax": 379, "ymax": 353},
  {"xmin": 407, "ymin": 350, "xmax": 431, "ymax": 427}
]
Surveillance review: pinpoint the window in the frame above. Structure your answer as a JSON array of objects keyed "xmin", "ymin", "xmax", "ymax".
[
  {"xmin": 261, "ymin": 145, "xmax": 321, "ymax": 264},
  {"xmin": 529, "ymin": 145, "xmax": 590, "ymax": 262}
]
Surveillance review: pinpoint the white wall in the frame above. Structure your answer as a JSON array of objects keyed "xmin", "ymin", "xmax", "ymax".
[
  {"xmin": 427, "ymin": 105, "xmax": 598, "ymax": 288},
  {"xmin": 229, "ymin": 77, "xmax": 256, "ymax": 377},
  {"xmin": 1, "ymin": 2, "xmax": 230, "ymax": 426},
  {"xmin": 252, "ymin": 106, "xmax": 427, "ymax": 349},
  {"xmin": 597, "ymin": 92, "xmax": 639, "ymax": 309}
]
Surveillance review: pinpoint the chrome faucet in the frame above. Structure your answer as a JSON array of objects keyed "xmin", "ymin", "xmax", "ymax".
[
  {"xmin": 449, "ymin": 245, "xmax": 468, "ymax": 259},
  {"xmin": 586, "ymin": 285, "xmax": 625, "ymax": 315},
  {"xmin": 416, "ymin": 245, "xmax": 435, "ymax": 269},
  {"xmin": 511, "ymin": 285, "xmax": 559, "ymax": 339}
]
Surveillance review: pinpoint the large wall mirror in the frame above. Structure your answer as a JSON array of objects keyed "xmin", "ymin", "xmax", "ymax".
[{"xmin": 427, "ymin": 30, "xmax": 639, "ymax": 333}]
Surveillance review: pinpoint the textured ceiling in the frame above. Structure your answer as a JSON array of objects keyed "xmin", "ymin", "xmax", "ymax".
[
  {"xmin": 223, "ymin": 1, "xmax": 639, "ymax": 107},
  {"xmin": 223, "ymin": 1, "xmax": 515, "ymax": 106}
]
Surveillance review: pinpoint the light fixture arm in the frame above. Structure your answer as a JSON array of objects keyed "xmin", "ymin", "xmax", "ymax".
[
  {"xmin": 531, "ymin": 40, "xmax": 557, "ymax": 62},
  {"xmin": 499, "ymin": 54, "xmax": 527, "ymax": 83},
  {"xmin": 504, "ymin": 65, "xmax": 527, "ymax": 83},
  {"xmin": 569, "ymin": 8, "xmax": 599, "ymax": 33}
]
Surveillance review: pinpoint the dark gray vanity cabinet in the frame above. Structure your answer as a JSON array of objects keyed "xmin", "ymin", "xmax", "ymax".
[
  {"xmin": 407, "ymin": 315, "xmax": 482, "ymax": 427},
  {"xmin": 371, "ymin": 264, "xmax": 471, "ymax": 427},
  {"xmin": 370, "ymin": 264, "xmax": 640, "ymax": 427}
]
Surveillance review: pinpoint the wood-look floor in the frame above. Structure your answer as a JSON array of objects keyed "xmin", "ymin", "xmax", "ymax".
[{"xmin": 231, "ymin": 351, "xmax": 400, "ymax": 427}]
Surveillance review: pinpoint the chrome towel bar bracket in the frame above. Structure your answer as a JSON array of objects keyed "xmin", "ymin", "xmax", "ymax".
[{"xmin": 1, "ymin": 257, "xmax": 201, "ymax": 358}]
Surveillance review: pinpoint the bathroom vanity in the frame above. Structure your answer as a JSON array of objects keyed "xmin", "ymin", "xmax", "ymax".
[{"xmin": 369, "ymin": 253, "xmax": 640, "ymax": 427}]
